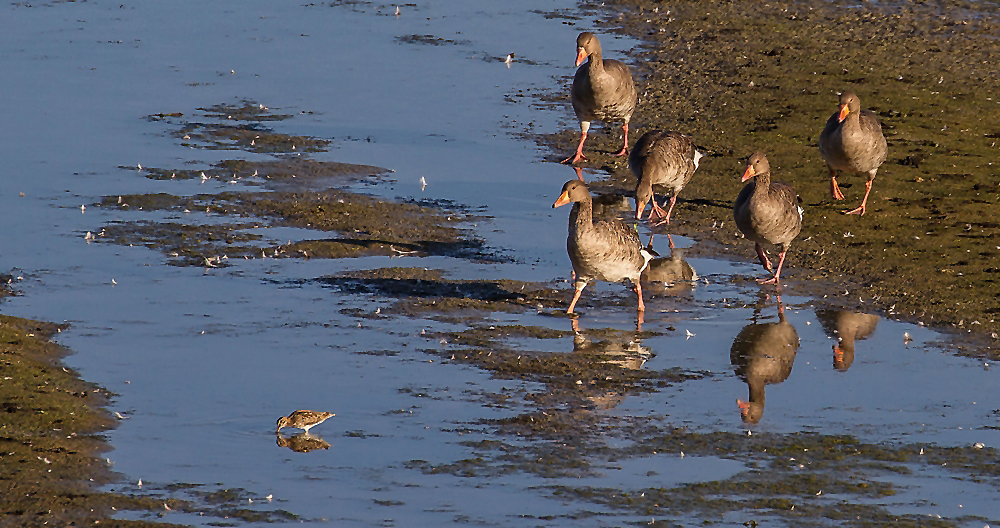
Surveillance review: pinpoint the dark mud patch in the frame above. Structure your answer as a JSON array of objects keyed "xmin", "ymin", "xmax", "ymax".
[
  {"xmin": 322, "ymin": 267, "xmax": 564, "ymax": 320},
  {"xmin": 105, "ymin": 103, "xmax": 499, "ymax": 266},
  {"xmin": 395, "ymin": 34, "xmax": 471, "ymax": 46},
  {"xmin": 532, "ymin": 0, "xmax": 1000, "ymax": 355},
  {"xmin": 96, "ymin": 176, "xmax": 496, "ymax": 265},
  {"xmin": 146, "ymin": 100, "xmax": 327, "ymax": 154},
  {"xmin": 0, "ymin": 314, "xmax": 299, "ymax": 526},
  {"xmin": 127, "ymin": 158, "xmax": 390, "ymax": 189}
]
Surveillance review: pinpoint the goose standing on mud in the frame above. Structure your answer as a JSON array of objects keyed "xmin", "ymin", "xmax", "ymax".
[
  {"xmin": 562, "ymin": 32, "xmax": 638, "ymax": 164},
  {"xmin": 630, "ymin": 130, "xmax": 703, "ymax": 226},
  {"xmin": 734, "ymin": 152, "xmax": 803, "ymax": 285},
  {"xmin": 552, "ymin": 180, "xmax": 656, "ymax": 314},
  {"xmin": 818, "ymin": 91, "xmax": 888, "ymax": 216}
]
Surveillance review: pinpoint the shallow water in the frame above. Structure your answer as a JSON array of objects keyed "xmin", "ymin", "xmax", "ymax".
[{"xmin": 1, "ymin": 1, "xmax": 999, "ymax": 526}]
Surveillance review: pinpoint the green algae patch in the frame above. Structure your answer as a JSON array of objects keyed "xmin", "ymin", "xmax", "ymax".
[{"xmin": 534, "ymin": 0, "xmax": 1000, "ymax": 354}]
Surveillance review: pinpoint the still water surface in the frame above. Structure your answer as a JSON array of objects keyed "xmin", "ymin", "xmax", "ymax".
[{"xmin": 1, "ymin": 1, "xmax": 998, "ymax": 526}]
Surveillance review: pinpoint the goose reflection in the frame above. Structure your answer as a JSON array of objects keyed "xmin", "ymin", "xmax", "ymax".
[
  {"xmin": 641, "ymin": 237, "xmax": 697, "ymax": 297},
  {"xmin": 573, "ymin": 167, "xmax": 633, "ymax": 219},
  {"xmin": 571, "ymin": 317, "xmax": 650, "ymax": 409},
  {"xmin": 815, "ymin": 309, "xmax": 879, "ymax": 371},
  {"xmin": 731, "ymin": 298, "xmax": 799, "ymax": 424},
  {"xmin": 275, "ymin": 432, "xmax": 331, "ymax": 453}
]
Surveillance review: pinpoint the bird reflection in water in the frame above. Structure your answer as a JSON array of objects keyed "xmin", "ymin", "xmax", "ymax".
[
  {"xmin": 815, "ymin": 309, "xmax": 879, "ymax": 371},
  {"xmin": 731, "ymin": 295, "xmax": 799, "ymax": 424},
  {"xmin": 641, "ymin": 236, "xmax": 697, "ymax": 297},
  {"xmin": 571, "ymin": 317, "xmax": 650, "ymax": 410},
  {"xmin": 275, "ymin": 432, "xmax": 331, "ymax": 453}
]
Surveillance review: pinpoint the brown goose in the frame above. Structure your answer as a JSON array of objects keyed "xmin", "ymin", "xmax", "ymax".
[
  {"xmin": 731, "ymin": 300, "xmax": 799, "ymax": 424},
  {"xmin": 562, "ymin": 32, "xmax": 638, "ymax": 164},
  {"xmin": 815, "ymin": 309, "xmax": 879, "ymax": 371},
  {"xmin": 552, "ymin": 180, "xmax": 656, "ymax": 314},
  {"xmin": 818, "ymin": 91, "xmax": 888, "ymax": 216},
  {"xmin": 733, "ymin": 152, "xmax": 803, "ymax": 285},
  {"xmin": 630, "ymin": 131, "xmax": 703, "ymax": 225}
]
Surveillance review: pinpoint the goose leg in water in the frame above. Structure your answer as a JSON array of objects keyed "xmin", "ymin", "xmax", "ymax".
[
  {"xmin": 757, "ymin": 249, "xmax": 788, "ymax": 285},
  {"xmin": 754, "ymin": 243, "xmax": 773, "ymax": 272},
  {"xmin": 562, "ymin": 122, "xmax": 591, "ymax": 164},
  {"xmin": 829, "ymin": 167, "xmax": 845, "ymax": 200},
  {"xmin": 612, "ymin": 121, "xmax": 630, "ymax": 157},
  {"xmin": 843, "ymin": 177, "xmax": 874, "ymax": 216},
  {"xmin": 633, "ymin": 280, "xmax": 645, "ymax": 313},
  {"xmin": 649, "ymin": 198, "xmax": 671, "ymax": 225},
  {"xmin": 567, "ymin": 283, "xmax": 587, "ymax": 314}
]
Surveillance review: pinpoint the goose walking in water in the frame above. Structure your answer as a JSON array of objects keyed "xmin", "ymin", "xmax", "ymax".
[
  {"xmin": 562, "ymin": 32, "xmax": 638, "ymax": 164},
  {"xmin": 552, "ymin": 180, "xmax": 656, "ymax": 314},
  {"xmin": 734, "ymin": 152, "xmax": 803, "ymax": 285},
  {"xmin": 818, "ymin": 91, "xmax": 888, "ymax": 215},
  {"xmin": 630, "ymin": 130, "xmax": 703, "ymax": 226}
]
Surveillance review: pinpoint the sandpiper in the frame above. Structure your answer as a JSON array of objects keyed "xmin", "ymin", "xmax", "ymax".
[{"xmin": 276, "ymin": 410, "xmax": 335, "ymax": 433}]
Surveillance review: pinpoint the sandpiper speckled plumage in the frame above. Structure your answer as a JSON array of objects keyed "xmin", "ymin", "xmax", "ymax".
[{"xmin": 276, "ymin": 410, "xmax": 335, "ymax": 433}]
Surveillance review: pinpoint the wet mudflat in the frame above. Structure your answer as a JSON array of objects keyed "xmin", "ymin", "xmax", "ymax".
[{"xmin": 0, "ymin": 0, "xmax": 998, "ymax": 527}]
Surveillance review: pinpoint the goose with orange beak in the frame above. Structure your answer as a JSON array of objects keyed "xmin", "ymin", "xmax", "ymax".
[
  {"xmin": 818, "ymin": 91, "xmax": 888, "ymax": 215},
  {"xmin": 733, "ymin": 153, "xmax": 803, "ymax": 285},
  {"xmin": 562, "ymin": 32, "xmax": 637, "ymax": 164}
]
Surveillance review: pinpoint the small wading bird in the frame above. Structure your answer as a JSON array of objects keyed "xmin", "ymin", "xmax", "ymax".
[
  {"xmin": 733, "ymin": 152, "xmax": 803, "ymax": 285},
  {"xmin": 630, "ymin": 130, "xmax": 703, "ymax": 226},
  {"xmin": 562, "ymin": 32, "xmax": 637, "ymax": 164},
  {"xmin": 818, "ymin": 91, "xmax": 888, "ymax": 215},
  {"xmin": 276, "ymin": 410, "xmax": 335, "ymax": 433},
  {"xmin": 552, "ymin": 180, "xmax": 656, "ymax": 314}
]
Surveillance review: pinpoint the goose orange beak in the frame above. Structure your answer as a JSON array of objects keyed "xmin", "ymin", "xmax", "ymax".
[
  {"xmin": 837, "ymin": 103, "xmax": 850, "ymax": 123},
  {"xmin": 575, "ymin": 47, "xmax": 588, "ymax": 67},
  {"xmin": 553, "ymin": 191, "xmax": 571, "ymax": 208},
  {"xmin": 741, "ymin": 164, "xmax": 755, "ymax": 182},
  {"xmin": 737, "ymin": 399, "xmax": 750, "ymax": 411}
]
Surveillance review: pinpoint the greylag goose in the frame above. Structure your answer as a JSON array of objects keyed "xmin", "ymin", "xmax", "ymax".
[
  {"xmin": 818, "ymin": 91, "xmax": 888, "ymax": 215},
  {"xmin": 552, "ymin": 180, "xmax": 656, "ymax": 314},
  {"xmin": 731, "ymin": 300, "xmax": 799, "ymax": 424},
  {"xmin": 815, "ymin": 309, "xmax": 879, "ymax": 371},
  {"xmin": 734, "ymin": 152, "xmax": 803, "ymax": 285},
  {"xmin": 562, "ymin": 32, "xmax": 638, "ymax": 164},
  {"xmin": 630, "ymin": 130, "xmax": 703, "ymax": 225}
]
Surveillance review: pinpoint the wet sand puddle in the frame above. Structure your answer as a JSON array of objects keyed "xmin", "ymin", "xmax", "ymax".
[{"xmin": 0, "ymin": 0, "xmax": 998, "ymax": 526}]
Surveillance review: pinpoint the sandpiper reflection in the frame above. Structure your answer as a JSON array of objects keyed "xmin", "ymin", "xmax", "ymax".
[
  {"xmin": 275, "ymin": 432, "xmax": 331, "ymax": 453},
  {"xmin": 731, "ymin": 297, "xmax": 799, "ymax": 424},
  {"xmin": 815, "ymin": 309, "xmax": 879, "ymax": 371}
]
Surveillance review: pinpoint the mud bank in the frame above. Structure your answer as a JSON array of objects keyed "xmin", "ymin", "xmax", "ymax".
[
  {"xmin": 97, "ymin": 102, "xmax": 494, "ymax": 266},
  {"xmin": 538, "ymin": 0, "xmax": 1000, "ymax": 353},
  {"xmin": 0, "ymin": 312, "xmax": 299, "ymax": 526}
]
